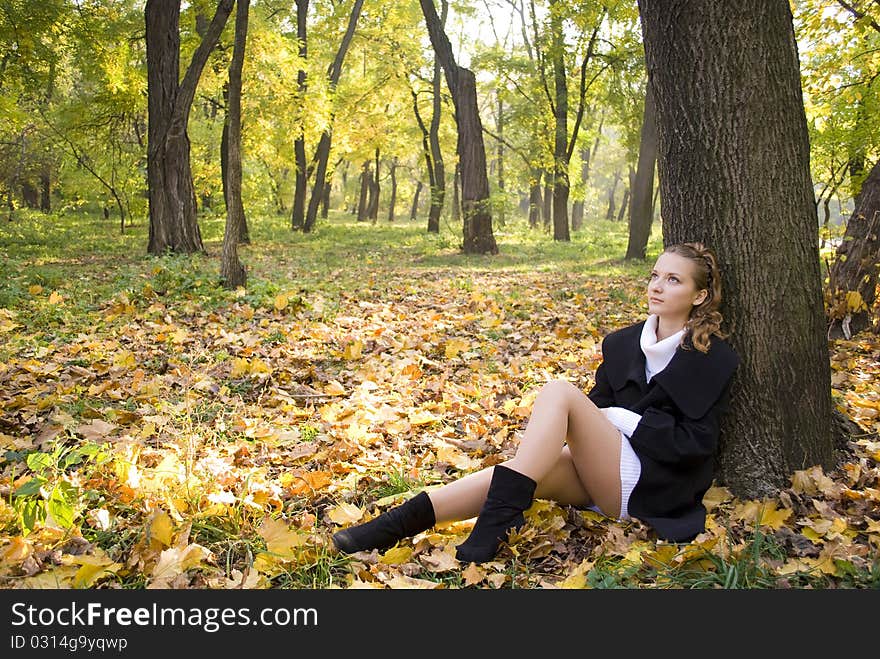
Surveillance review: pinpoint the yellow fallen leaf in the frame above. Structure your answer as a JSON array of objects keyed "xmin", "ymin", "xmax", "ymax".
[
  {"xmin": 258, "ymin": 517, "xmax": 308, "ymax": 556},
  {"xmin": 383, "ymin": 574, "xmax": 444, "ymax": 589},
  {"xmin": 702, "ymin": 485, "xmax": 734, "ymax": 511},
  {"xmin": 328, "ymin": 503, "xmax": 364, "ymax": 525},
  {"xmin": 274, "ymin": 293, "xmax": 289, "ymax": 311},
  {"xmin": 445, "ymin": 339, "xmax": 469, "ymax": 359},
  {"xmin": 409, "ymin": 410, "xmax": 440, "ymax": 425},
  {"xmin": 149, "ymin": 510, "xmax": 174, "ymax": 548},
  {"xmin": 148, "ymin": 544, "xmax": 212, "ymax": 588},
  {"xmin": 324, "ymin": 380, "xmax": 346, "ymax": 395},
  {"xmin": 29, "ymin": 284, "xmax": 43, "ymax": 296},
  {"xmin": 379, "ymin": 546, "xmax": 412, "ymax": 565},
  {"xmin": 558, "ymin": 558, "xmax": 595, "ymax": 589},
  {"xmin": 343, "ymin": 340, "xmax": 363, "ymax": 360},
  {"xmin": 461, "ymin": 562, "xmax": 486, "ymax": 586}
]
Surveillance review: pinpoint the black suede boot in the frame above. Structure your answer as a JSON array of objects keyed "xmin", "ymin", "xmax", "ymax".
[
  {"xmin": 332, "ymin": 491, "xmax": 436, "ymax": 554},
  {"xmin": 455, "ymin": 465, "xmax": 537, "ymax": 564}
]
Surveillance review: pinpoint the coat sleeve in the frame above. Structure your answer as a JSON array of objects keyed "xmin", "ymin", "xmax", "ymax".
[
  {"xmin": 587, "ymin": 359, "xmax": 616, "ymax": 408},
  {"xmin": 627, "ymin": 384, "xmax": 731, "ymax": 467}
]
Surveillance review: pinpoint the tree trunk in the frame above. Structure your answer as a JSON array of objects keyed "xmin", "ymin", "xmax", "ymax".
[
  {"xmin": 427, "ymin": 6, "xmax": 447, "ymax": 234},
  {"xmin": 529, "ymin": 168, "xmax": 542, "ymax": 228},
  {"xmin": 419, "ymin": 0, "xmax": 497, "ymax": 254},
  {"xmin": 617, "ymin": 185, "xmax": 630, "ymax": 223},
  {"xmin": 291, "ymin": 0, "xmax": 309, "ymax": 231},
  {"xmin": 21, "ymin": 181, "xmax": 38, "ymax": 209},
  {"xmin": 605, "ymin": 169, "xmax": 620, "ymax": 220},
  {"xmin": 321, "ymin": 180, "xmax": 330, "ymax": 218},
  {"xmin": 571, "ymin": 147, "xmax": 589, "ymax": 231},
  {"xmin": 388, "ymin": 158, "xmax": 398, "ymax": 222},
  {"xmin": 357, "ymin": 161, "xmax": 369, "ymax": 222},
  {"xmin": 452, "ymin": 162, "xmax": 461, "ymax": 223},
  {"xmin": 368, "ymin": 148, "xmax": 380, "ymax": 222},
  {"xmin": 304, "ymin": 0, "xmax": 365, "ymax": 233},
  {"xmin": 146, "ymin": 0, "xmax": 233, "ymax": 255},
  {"xmin": 410, "ymin": 180, "xmax": 423, "ymax": 220},
  {"xmin": 550, "ymin": 1, "xmax": 570, "ymax": 241},
  {"xmin": 639, "ymin": 0, "xmax": 839, "ymax": 497},
  {"xmin": 626, "ymin": 82, "xmax": 658, "ymax": 260},
  {"xmin": 827, "ymin": 158, "xmax": 880, "ymax": 337},
  {"xmin": 542, "ymin": 170, "xmax": 553, "ymax": 231},
  {"xmin": 39, "ymin": 170, "xmax": 50, "ymax": 212},
  {"xmin": 496, "ymin": 90, "xmax": 505, "ymax": 227},
  {"xmin": 221, "ymin": 0, "xmax": 248, "ymax": 289}
]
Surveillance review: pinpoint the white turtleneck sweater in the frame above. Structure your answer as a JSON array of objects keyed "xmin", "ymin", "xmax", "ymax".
[{"xmin": 600, "ymin": 314, "xmax": 685, "ymax": 438}]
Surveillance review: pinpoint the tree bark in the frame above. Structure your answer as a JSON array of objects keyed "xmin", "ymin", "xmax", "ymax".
[
  {"xmin": 626, "ymin": 82, "xmax": 658, "ymax": 260},
  {"xmin": 356, "ymin": 161, "xmax": 369, "ymax": 222},
  {"xmin": 221, "ymin": 0, "xmax": 248, "ymax": 289},
  {"xmin": 529, "ymin": 167, "xmax": 542, "ymax": 228},
  {"xmin": 605, "ymin": 169, "xmax": 620, "ymax": 220},
  {"xmin": 827, "ymin": 158, "xmax": 880, "ymax": 337},
  {"xmin": 291, "ymin": 0, "xmax": 309, "ymax": 231},
  {"xmin": 550, "ymin": 2, "xmax": 570, "ymax": 241},
  {"xmin": 419, "ymin": 0, "xmax": 497, "ymax": 254},
  {"xmin": 146, "ymin": 0, "xmax": 233, "ymax": 255},
  {"xmin": 639, "ymin": 0, "xmax": 840, "ymax": 497},
  {"xmin": 388, "ymin": 158, "xmax": 398, "ymax": 222},
  {"xmin": 304, "ymin": 0, "xmax": 365, "ymax": 233},
  {"xmin": 410, "ymin": 180, "xmax": 423, "ymax": 220}
]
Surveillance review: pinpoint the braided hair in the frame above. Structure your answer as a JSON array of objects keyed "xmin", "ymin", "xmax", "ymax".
[{"xmin": 663, "ymin": 242, "xmax": 727, "ymax": 353}]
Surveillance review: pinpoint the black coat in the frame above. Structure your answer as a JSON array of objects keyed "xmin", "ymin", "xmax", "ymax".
[{"xmin": 587, "ymin": 320, "xmax": 739, "ymax": 542}]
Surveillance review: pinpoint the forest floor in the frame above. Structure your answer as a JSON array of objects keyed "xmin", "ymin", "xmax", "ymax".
[{"xmin": 0, "ymin": 209, "xmax": 878, "ymax": 589}]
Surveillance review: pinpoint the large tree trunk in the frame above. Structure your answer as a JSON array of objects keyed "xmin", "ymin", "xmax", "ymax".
[
  {"xmin": 639, "ymin": 0, "xmax": 840, "ymax": 497},
  {"xmin": 626, "ymin": 83, "xmax": 658, "ymax": 260},
  {"xmin": 827, "ymin": 158, "xmax": 880, "ymax": 337},
  {"xmin": 304, "ymin": 0, "xmax": 365, "ymax": 233},
  {"xmin": 291, "ymin": 0, "xmax": 309, "ymax": 231},
  {"xmin": 419, "ymin": 0, "xmax": 497, "ymax": 254},
  {"xmin": 221, "ymin": 0, "xmax": 248, "ymax": 289},
  {"xmin": 146, "ymin": 0, "xmax": 233, "ymax": 255}
]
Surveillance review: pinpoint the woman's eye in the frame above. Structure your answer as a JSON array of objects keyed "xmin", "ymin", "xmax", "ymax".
[{"xmin": 669, "ymin": 276, "xmax": 679, "ymax": 283}]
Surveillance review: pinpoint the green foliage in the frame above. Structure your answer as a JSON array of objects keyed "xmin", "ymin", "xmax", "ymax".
[{"xmin": 6, "ymin": 442, "xmax": 112, "ymax": 536}]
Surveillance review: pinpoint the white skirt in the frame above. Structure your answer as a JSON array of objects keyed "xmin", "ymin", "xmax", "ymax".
[{"xmin": 587, "ymin": 432, "xmax": 642, "ymax": 520}]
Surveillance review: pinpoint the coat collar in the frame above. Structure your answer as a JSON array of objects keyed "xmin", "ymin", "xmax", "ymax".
[{"xmin": 602, "ymin": 320, "xmax": 739, "ymax": 418}]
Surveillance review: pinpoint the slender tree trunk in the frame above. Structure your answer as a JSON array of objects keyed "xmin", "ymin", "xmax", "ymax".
[
  {"xmin": 410, "ymin": 180, "xmax": 423, "ymax": 220},
  {"xmin": 388, "ymin": 158, "xmax": 398, "ymax": 222},
  {"xmin": 528, "ymin": 169, "xmax": 542, "ymax": 228},
  {"xmin": 605, "ymin": 169, "xmax": 620, "ymax": 220},
  {"xmin": 571, "ymin": 147, "xmax": 589, "ymax": 231},
  {"xmin": 617, "ymin": 185, "xmax": 630, "ymax": 223},
  {"xmin": 427, "ymin": 5, "xmax": 447, "ymax": 234},
  {"xmin": 542, "ymin": 170, "xmax": 553, "ymax": 231},
  {"xmin": 550, "ymin": 1, "xmax": 570, "ymax": 241},
  {"xmin": 368, "ymin": 148, "xmax": 380, "ymax": 222},
  {"xmin": 827, "ymin": 158, "xmax": 880, "ymax": 337},
  {"xmin": 221, "ymin": 0, "xmax": 248, "ymax": 289},
  {"xmin": 357, "ymin": 161, "xmax": 369, "ymax": 222},
  {"xmin": 304, "ymin": 0, "xmax": 365, "ymax": 232},
  {"xmin": 639, "ymin": 0, "xmax": 840, "ymax": 497},
  {"xmin": 146, "ymin": 0, "xmax": 233, "ymax": 255},
  {"xmin": 39, "ymin": 170, "xmax": 50, "ymax": 212},
  {"xmin": 452, "ymin": 162, "xmax": 461, "ymax": 223},
  {"xmin": 496, "ymin": 90, "xmax": 505, "ymax": 227},
  {"xmin": 291, "ymin": 0, "xmax": 308, "ymax": 231},
  {"xmin": 321, "ymin": 180, "xmax": 330, "ymax": 218},
  {"xmin": 626, "ymin": 82, "xmax": 658, "ymax": 260},
  {"xmin": 419, "ymin": 0, "xmax": 497, "ymax": 254}
]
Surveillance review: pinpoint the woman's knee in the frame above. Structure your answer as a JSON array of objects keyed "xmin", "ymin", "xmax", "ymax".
[{"xmin": 539, "ymin": 378, "xmax": 579, "ymax": 402}]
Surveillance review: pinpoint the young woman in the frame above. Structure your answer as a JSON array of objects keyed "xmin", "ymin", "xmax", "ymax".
[{"xmin": 332, "ymin": 242, "xmax": 739, "ymax": 564}]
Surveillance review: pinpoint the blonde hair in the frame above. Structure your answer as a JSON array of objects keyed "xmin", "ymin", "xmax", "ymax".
[{"xmin": 663, "ymin": 242, "xmax": 727, "ymax": 352}]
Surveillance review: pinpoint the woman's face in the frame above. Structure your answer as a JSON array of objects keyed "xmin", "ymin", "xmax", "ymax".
[{"xmin": 647, "ymin": 252, "xmax": 707, "ymax": 321}]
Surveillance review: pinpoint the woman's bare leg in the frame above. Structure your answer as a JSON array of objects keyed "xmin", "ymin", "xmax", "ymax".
[{"xmin": 429, "ymin": 379, "xmax": 624, "ymax": 522}]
